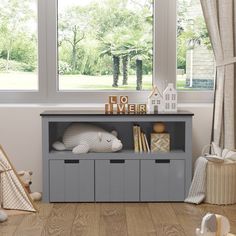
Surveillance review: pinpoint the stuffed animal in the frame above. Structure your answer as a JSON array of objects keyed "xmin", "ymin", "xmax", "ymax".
[
  {"xmin": 0, "ymin": 209, "xmax": 8, "ymax": 222},
  {"xmin": 196, "ymin": 213, "xmax": 232, "ymax": 236},
  {"xmin": 53, "ymin": 123, "xmax": 123, "ymax": 154},
  {"xmin": 18, "ymin": 171, "xmax": 42, "ymax": 201}
]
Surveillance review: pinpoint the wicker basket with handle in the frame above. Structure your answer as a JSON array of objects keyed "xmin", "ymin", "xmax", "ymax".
[
  {"xmin": 201, "ymin": 143, "xmax": 236, "ymax": 205},
  {"xmin": 206, "ymin": 159, "xmax": 236, "ymax": 205}
]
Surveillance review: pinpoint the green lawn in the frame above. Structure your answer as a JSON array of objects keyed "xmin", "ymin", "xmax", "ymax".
[
  {"xmin": 0, "ymin": 72, "xmax": 38, "ymax": 90},
  {"xmin": 59, "ymin": 74, "xmax": 153, "ymax": 90},
  {"xmin": 0, "ymin": 71, "xmax": 189, "ymax": 91}
]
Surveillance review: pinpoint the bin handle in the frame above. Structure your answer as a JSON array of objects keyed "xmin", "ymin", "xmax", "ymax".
[
  {"xmin": 110, "ymin": 160, "xmax": 125, "ymax": 164},
  {"xmin": 155, "ymin": 160, "xmax": 170, "ymax": 164}
]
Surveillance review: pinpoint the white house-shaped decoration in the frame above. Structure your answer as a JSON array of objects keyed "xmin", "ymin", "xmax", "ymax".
[
  {"xmin": 148, "ymin": 86, "xmax": 164, "ymax": 113},
  {"xmin": 163, "ymin": 83, "xmax": 177, "ymax": 112}
]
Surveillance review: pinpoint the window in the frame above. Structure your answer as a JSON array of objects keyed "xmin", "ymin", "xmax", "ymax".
[
  {"xmin": 177, "ymin": 0, "xmax": 215, "ymax": 91},
  {"xmin": 0, "ymin": 0, "xmax": 213, "ymax": 103},
  {"xmin": 58, "ymin": 0, "xmax": 153, "ymax": 91},
  {"xmin": 0, "ymin": 0, "xmax": 38, "ymax": 91}
]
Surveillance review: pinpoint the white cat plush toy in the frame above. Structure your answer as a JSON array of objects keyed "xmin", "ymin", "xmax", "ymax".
[
  {"xmin": 53, "ymin": 123, "xmax": 123, "ymax": 154},
  {"xmin": 196, "ymin": 213, "xmax": 231, "ymax": 236}
]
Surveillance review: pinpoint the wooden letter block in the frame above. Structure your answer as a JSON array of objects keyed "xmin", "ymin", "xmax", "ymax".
[
  {"xmin": 138, "ymin": 104, "xmax": 147, "ymax": 114},
  {"xmin": 109, "ymin": 96, "xmax": 117, "ymax": 104},
  {"xmin": 117, "ymin": 104, "xmax": 126, "ymax": 114},
  {"xmin": 128, "ymin": 104, "xmax": 136, "ymax": 114},
  {"xmin": 105, "ymin": 104, "xmax": 113, "ymax": 114},
  {"xmin": 151, "ymin": 133, "xmax": 170, "ymax": 152},
  {"xmin": 120, "ymin": 96, "xmax": 128, "ymax": 104}
]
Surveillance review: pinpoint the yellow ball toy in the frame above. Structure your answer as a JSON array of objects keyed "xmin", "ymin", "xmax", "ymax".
[{"xmin": 153, "ymin": 122, "xmax": 166, "ymax": 133}]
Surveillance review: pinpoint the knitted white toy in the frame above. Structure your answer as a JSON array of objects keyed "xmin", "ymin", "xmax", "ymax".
[
  {"xmin": 196, "ymin": 213, "xmax": 231, "ymax": 236},
  {"xmin": 53, "ymin": 123, "xmax": 123, "ymax": 154}
]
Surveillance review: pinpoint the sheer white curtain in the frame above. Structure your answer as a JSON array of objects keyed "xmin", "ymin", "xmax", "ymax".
[{"xmin": 200, "ymin": 0, "xmax": 236, "ymax": 149}]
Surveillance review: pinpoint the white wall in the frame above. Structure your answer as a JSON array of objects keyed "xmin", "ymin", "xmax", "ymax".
[{"xmin": 0, "ymin": 104, "xmax": 213, "ymax": 192}]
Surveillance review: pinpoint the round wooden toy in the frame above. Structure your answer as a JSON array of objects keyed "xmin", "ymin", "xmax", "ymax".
[{"xmin": 153, "ymin": 122, "xmax": 166, "ymax": 133}]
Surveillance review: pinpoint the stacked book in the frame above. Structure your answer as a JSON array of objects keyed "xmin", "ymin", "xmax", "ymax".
[{"xmin": 133, "ymin": 125, "xmax": 150, "ymax": 153}]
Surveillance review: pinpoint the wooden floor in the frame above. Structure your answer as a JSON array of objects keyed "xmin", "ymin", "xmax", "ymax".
[{"xmin": 0, "ymin": 202, "xmax": 236, "ymax": 236}]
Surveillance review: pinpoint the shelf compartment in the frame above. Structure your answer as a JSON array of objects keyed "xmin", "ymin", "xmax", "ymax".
[{"xmin": 48, "ymin": 121, "xmax": 186, "ymax": 153}]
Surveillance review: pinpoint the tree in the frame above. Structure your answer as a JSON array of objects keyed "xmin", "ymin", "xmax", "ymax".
[
  {"xmin": 122, "ymin": 55, "xmax": 129, "ymax": 85},
  {"xmin": 59, "ymin": 6, "xmax": 89, "ymax": 72},
  {"xmin": 94, "ymin": 0, "xmax": 153, "ymax": 88},
  {"xmin": 124, "ymin": 28, "xmax": 152, "ymax": 90},
  {"xmin": 94, "ymin": 1, "xmax": 134, "ymax": 87},
  {"xmin": 0, "ymin": 0, "xmax": 35, "ymax": 71},
  {"xmin": 100, "ymin": 39, "xmax": 121, "ymax": 87}
]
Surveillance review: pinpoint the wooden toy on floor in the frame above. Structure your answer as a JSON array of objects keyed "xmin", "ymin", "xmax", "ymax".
[{"xmin": 196, "ymin": 213, "xmax": 235, "ymax": 236}]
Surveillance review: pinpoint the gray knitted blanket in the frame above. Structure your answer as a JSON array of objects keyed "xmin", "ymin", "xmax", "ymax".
[{"xmin": 185, "ymin": 156, "xmax": 208, "ymax": 204}]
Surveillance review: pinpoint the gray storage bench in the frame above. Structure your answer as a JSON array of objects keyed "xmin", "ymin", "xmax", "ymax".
[{"xmin": 41, "ymin": 111, "xmax": 193, "ymax": 202}]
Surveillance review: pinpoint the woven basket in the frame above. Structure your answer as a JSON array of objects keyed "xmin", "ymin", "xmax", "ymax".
[{"xmin": 206, "ymin": 160, "xmax": 236, "ymax": 205}]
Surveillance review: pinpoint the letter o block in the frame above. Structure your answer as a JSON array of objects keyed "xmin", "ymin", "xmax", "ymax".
[{"xmin": 120, "ymin": 96, "xmax": 128, "ymax": 104}]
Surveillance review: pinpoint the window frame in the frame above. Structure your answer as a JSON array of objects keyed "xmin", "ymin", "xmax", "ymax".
[{"xmin": 0, "ymin": 0, "xmax": 214, "ymax": 103}]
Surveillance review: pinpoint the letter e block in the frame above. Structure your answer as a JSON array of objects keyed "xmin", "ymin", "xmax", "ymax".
[{"xmin": 128, "ymin": 104, "xmax": 136, "ymax": 114}]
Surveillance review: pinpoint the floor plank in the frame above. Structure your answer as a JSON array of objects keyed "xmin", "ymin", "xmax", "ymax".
[
  {"xmin": 223, "ymin": 205, "xmax": 236, "ymax": 233},
  {"xmin": 126, "ymin": 203, "xmax": 156, "ymax": 236},
  {"xmin": 149, "ymin": 203, "xmax": 186, "ymax": 236},
  {"xmin": 222, "ymin": 203, "xmax": 236, "ymax": 218},
  {"xmin": 71, "ymin": 203, "xmax": 100, "ymax": 236},
  {"xmin": 99, "ymin": 203, "xmax": 128, "ymax": 236},
  {"xmin": 200, "ymin": 203, "xmax": 225, "ymax": 215},
  {"xmin": 155, "ymin": 224, "xmax": 186, "ymax": 236},
  {"xmin": 0, "ymin": 214, "xmax": 25, "ymax": 236},
  {"xmin": 13, "ymin": 202, "xmax": 53, "ymax": 236},
  {"xmin": 172, "ymin": 203, "xmax": 205, "ymax": 236},
  {"xmin": 148, "ymin": 203, "xmax": 179, "ymax": 224},
  {"xmin": 42, "ymin": 203, "xmax": 77, "ymax": 236}
]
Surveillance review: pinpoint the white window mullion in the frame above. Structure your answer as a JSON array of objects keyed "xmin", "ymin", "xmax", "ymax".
[
  {"xmin": 167, "ymin": 0, "xmax": 177, "ymax": 87},
  {"xmin": 155, "ymin": 0, "xmax": 176, "ymax": 92},
  {"xmin": 38, "ymin": 0, "xmax": 48, "ymax": 100},
  {"xmin": 46, "ymin": 0, "xmax": 58, "ymax": 100}
]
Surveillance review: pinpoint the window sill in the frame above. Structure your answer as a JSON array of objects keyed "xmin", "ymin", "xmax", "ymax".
[{"xmin": 0, "ymin": 102, "xmax": 213, "ymax": 109}]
